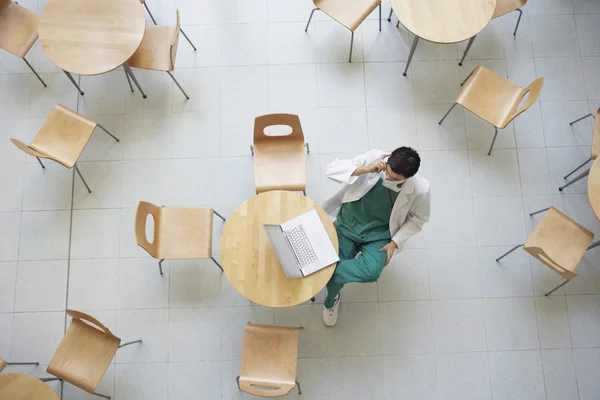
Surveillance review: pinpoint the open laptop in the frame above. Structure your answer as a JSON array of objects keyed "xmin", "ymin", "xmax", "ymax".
[{"xmin": 264, "ymin": 209, "xmax": 339, "ymax": 278}]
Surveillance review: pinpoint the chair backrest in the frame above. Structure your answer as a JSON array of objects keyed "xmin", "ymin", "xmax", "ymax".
[
  {"xmin": 253, "ymin": 114, "xmax": 304, "ymax": 145},
  {"xmin": 9, "ymin": 138, "xmax": 47, "ymax": 159},
  {"xmin": 169, "ymin": 10, "xmax": 181, "ymax": 71},
  {"xmin": 135, "ymin": 201, "xmax": 161, "ymax": 258},
  {"xmin": 523, "ymin": 245, "xmax": 578, "ymax": 280},
  {"xmin": 504, "ymin": 77, "xmax": 544, "ymax": 125},
  {"xmin": 66, "ymin": 309, "xmax": 117, "ymax": 338},
  {"xmin": 0, "ymin": 0, "xmax": 40, "ymax": 58}
]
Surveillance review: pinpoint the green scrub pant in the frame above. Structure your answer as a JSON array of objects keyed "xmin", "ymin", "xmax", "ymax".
[{"xmin": 324, "ymin": 229, "xmax": 388, "ymax": 309}]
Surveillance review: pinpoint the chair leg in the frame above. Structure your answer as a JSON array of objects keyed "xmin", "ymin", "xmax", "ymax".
[
  {"xmin": 496, "ymin": 244, "xmax": 523, "ymax": 262},
  {"xmin": 92, "ymin": 392, "xmax": 111, "ymax": 400},
  {"xmin": 211, "ymin": 257, "xmax": 224, "ymax": 272},
  {"xmin": 158, "ymin": 259, "xmax": 164, "ymax": 275},
  {"xmin": 62, "ymin": 70, "xmax": 84, "ymax": 95},
  {"xmin": 180, "ymin": 28, "xmax": 197, "ymax": 51},
  {"xmin": 40, "ymin": 377, "xmax": 62, "ymax": 382},
  {"xmin": 303, "ymin": 190, "xmax": 306, "ymax": 196},
  {"xmin": 96, "ymin": 124, "xmax": 120, "ymax": 142},
  {"xmin": 143, "ymin": 2, "xmax": 158, "ymax": 24},
  {"xmin": 296, "ymin": 380, "xmax": 302, "ymax": 395},
  {"xmin": 488, "ymin": 126, "xmax": 499, "ymax": 155},
  {"xmin": 123, "ymin": 64, "xmax": 147, "ymax": 98},
  {"xmin": 587, "ymin": 241, "xmax": 600, "ymax": 251},
  {"xmin": 124, "ymin": 65, "xmax": 134, "ymax": 93},
  {"xmin": 311, "ymin": 297, "xmax": 316, "ymax": 302},
  {"xmin": 23, "ymin": 58, "xmax": 47, "ymax": 87},
  {"xmin": 236, "ymin": 376, "xmax": 241, "ymax": 390},
  {"xmin": 529, "ymin": 207, "xmax": 550, "ymax": 217},
  {"xmin": 378, "ymin": 3, "xmax": 382, "ymax": 31},
  {"xmin": 459, "ymin": 35, "xmax": 476, "ymax": 66},
  {"xmin": 166, "ymin": 71, "xmax": 189, "ymax": 99},
  {"xmin": 403, "ymin": 36, "xmax": 419, "ymax": 76},
  {"xmin": 438, "ymin": 103, "xmax": 457, "ymax": 125},
  {"xmin": 570, "ymin": 113, "xmax": 593, "ymax": 125},
  {"xmin": 461, "ymin": 67, "xmax": 476, "ymax": 86},
  {"xmin": 36, "ymin": 157, "xmax": 45, "ymax": 169},
  {"xmin": 213, "ymin": 210, "xmax": 226, "ymax": 221},
  {"xmin": 545, "ymin": 279, "xmax": 570, "ymax": 297},
  {"xmin": 387, "ymin": 7, "xmax": 393, "ymax": 22},
  {"xmin": 250, "ymin": 145, "xmax": 254, "ymax": 156},
  {"xmin": 74, "ymin": 164, "xmax": 92, "ymax": 193},
  {"xmin": 305, "ymin": 8, "xmax": 318, "ymax": 32},
  {"xmin": 564, "ymin": 158, "xmax": 592, "ymax": 180},
  {"xmin": 349, "ymin": 31, "xmax": 354, "ymax": 63},
  {"xmin": 118, "ymin": 339, "xmax": 142, "ymax": 348},
  {"xmin": 304, "ymin": 142, "xmax": 310, "ymax": 154},
  {"xmin": 513, "ymin": 8, "xmax": 523, "ymax": 36},
  {"xmin": 559, "ymin": 169, "xmax": 590, "ymax": 191},
  {"xmin": 6, "ymin": 362, "xmax": 39, "ymax": 366}
]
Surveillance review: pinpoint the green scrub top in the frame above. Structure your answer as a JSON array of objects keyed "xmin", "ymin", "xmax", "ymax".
[{"xmin": 336, "ymin": 178, "xmax": 399, "ymax": 243}]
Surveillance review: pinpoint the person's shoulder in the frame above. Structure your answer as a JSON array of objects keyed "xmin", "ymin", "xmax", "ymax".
[{"xmin": 410, "ymin": 174, "xmax": 430, "ymax": 195}]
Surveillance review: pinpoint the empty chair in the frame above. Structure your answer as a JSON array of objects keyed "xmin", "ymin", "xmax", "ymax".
[
  {"xmin": 237, "ymin": 323, "xmax": 302, "ymax": 397},
  {"xmin": 439, "ymin": 66, "xmax": 543, "ymax": 155},
  {"xmin": 459, "ymin": 0, "xmax": 527, "ymax": 66},
  {"xmin": 125, "ymin": 10, "xmax": 189, "ymax": 99},
  {"xmin": 496, "ymin": 206, "xmax": 594, "ymax": 296},
  {"xmin": 0, "ymin": 358, "xmax": 39, "ymax": 372},
  {"xmin": 558, "ymin": 108, "xmax": 600, "ymax": 191},
  {"xmin": 9, "ymin": 104, "xmax": 120, "ymax": 193},
  {"xmin": 135, "ymin": 201, "xmax": 226, "ymax": 275},
  {"xmin": 138, "ymin": 0, "xmax": 196, "ymax": 51},
  {"xmin": 0, "ymin": 0, "xmax": 46, "ymax": 87},
  {"xmin": 44, "ymin": 310, "xmax": 142, "ymax": 400},
  {"xmin": 305, "ymin": 0, "xmax": 382, "ymax": 62}
]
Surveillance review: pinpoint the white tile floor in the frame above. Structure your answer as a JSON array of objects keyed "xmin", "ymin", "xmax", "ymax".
[{"xmin": 1, "ymin": 0, "xmax": 600, "ymax": 399}]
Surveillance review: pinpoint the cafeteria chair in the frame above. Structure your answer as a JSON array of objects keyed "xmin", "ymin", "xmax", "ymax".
[
  {"xmin": 558, "ymin": 108, "xmax": 600, "ymax": 191},
  {"xmin": 125, "ymin": 10, "xmax": 189, "ymax": 99},
  {"xmin": 139, "ymin": 0, "xmax": 196, "ymax": 51},
  {"xmin": 9, "ymin": 104, "xmax": 120, "ymax": 193},
  {"xmin": 438, "ymin": 65, "xmax": 543, "ymax": 155},
  {"xmin": 304, "ymin": 0, "xmax": 382, "ymax": 62},
  {"xmin": 459, "ymin": 0, "xmax": 528, "ymax": 66},
  {"xmin": 0, "ymin": 358, "xmax": 39, "ymax": 372},
  {"xmin": 496, "ymin": 206, "xmax": 595, "ymax": 296},
  {"xmin": 43, "ymin": 310, "xmax": 142, "ymax": 400},
  {"xmin": 0, "ymin": 0, "xmax": 46, "ymax": 87},
  {"xmin": 251, "ymin": 114, "xmax": 309, "ymax": 195},
  {"xmin": 236, "ymin": 323, "xmax": 302, "ymax": 397},
  {"xmin": 135, "ymin": 201, "xmax": 226, "ymax": 275}
]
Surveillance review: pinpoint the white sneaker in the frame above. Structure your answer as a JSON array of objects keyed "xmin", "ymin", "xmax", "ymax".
[{"xmin": 322, "ymin": 294, "xmax": 341, "ymax": 327}]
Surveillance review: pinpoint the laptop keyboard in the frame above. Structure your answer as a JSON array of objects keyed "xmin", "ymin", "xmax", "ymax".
[{"xmin": 285, "ymin": 225, "xmax": 319, "ymax": 268}]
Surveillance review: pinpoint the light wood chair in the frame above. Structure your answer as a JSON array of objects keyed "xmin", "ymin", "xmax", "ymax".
[
  {"xmin": 304, "ymin": 0, "xmax": 382, "ymax": 62},
  {"xmin": 0, "ymin": 358, "xmax": 39, "ymax": 372},
  {"xmin": 135, "ymin": 201, "xmax": 226, "ymax": 275},
  {"xmin": 125, "ymin": 10, "xmax": 189, "ymax": 99},
  {"xmin": 0, "ymin": 0, "xmax": 46, "ymax": 87},
  {"xmin": 138, "ymin": 0, "xmax": 196, "ymax": 51},
  {"xmin": 558, "ymin": 108, "xmax": 600, "ymax": 191},
  {"xmin": 459, "ymin": 0, "xmax": 528, "ymax": 66},
  {"xmin": 251, "ymin": 114, "xmax": 309, "ymax": 195},
  {"xmin": 496, "ymin": 206, "xmax": 594, "ymax": 296},
  {"xmin": 43, "ymin": 310, "xmax": 142, "ymax": 400},
  {"xmin": 9, "ymin": 104, "xmax": 119, "ymax": 193},
  {"xmin": 237, "ymin": 323, "xmax": 302, "ymax": 398},
  {"xmin": 439, "ymin": 65, "xmax": 543, "ymax": 155}
]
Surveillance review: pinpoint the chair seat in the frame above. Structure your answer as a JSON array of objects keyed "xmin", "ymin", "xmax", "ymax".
[
  {"xmin": 592, "ymin": 108, "xmax": 600, "ymax": 160},
  {"xmin": 254, "ymin": 141, "xmax": 306, "ymax": 193},
  {"xmin": 314, "ymin": 0, "xmax": 381, "ymax": 31},
  {"xmin": 524, "ymin": 207, "xmax": 594, "ymax": 279},
  {"xmin": 157, "ymin": 207, "xmax": 214, "ymax": 259},
  {"xmin": 47, "ymin": 319, "xmax": 120, "ymax": 393},
  {"xmin": 0, "ymin": 0, "xmax": 39, "ymax": 58},
  {"xmin": 457, "ymin": 66, "xmax": 523, "ymax": 128},
  {"xmin": 493, "ymin": 0, "xmax": 527, "ymax": 19},
  {"xmin": 127, "ymin": 25, "xmax": 177, "ymax": 72}
]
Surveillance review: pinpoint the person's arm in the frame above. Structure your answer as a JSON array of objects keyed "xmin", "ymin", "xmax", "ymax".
[
  {"xmin": 326, "ymin": 150, "xmax": 389, "ymax": 185},
  {"xmin": 391, "ymin": 189, "xmax": 431, "ymax": 249}
]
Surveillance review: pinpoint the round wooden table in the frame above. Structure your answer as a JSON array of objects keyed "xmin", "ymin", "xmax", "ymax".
[
  {"xmin": 0, "ymin": 373, "xmax": 59, "ymax": 400},
  {"xmin": 390, "ymin": 0, "xmax": 496, "ymax": 75},
  {"xmin": 588, "ymin": 158, "xmax": 600, "ymax": 219},
  {"xmin": 39, "ymin": 0, "xmax": 146, "ymax": 76},
  {"xmin": 220, "ymin": 191, "xmax": 338, "ymax": 308}
]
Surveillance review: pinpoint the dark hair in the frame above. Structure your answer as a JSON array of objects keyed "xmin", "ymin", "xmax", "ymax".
[{"xmin": 387, "ymin": 147, "xmax": 421, "ymax": 179}]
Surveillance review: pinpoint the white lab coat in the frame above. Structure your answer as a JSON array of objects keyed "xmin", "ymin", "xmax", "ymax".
[{"xmin": 321, "ymin": 149, "xmax": 431, "ymax": 249}]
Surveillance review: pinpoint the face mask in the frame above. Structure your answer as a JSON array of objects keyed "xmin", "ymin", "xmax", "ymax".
[{"xmin": 380, "ymin": 171, "xmax": 404, "ymax": 193}]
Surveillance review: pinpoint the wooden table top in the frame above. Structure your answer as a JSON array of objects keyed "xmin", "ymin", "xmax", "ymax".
[
  {"xmin": 589, "ymin": 158, "xmax": 600, "ymax": 220},
  {"xmin": 220, "ymin": 191, "xmax": 338, "ymax": 308},
  {"xmin": 391, "ymin": 0, "xmax": 496, "ymax": 44},
  {"xmin": 38, "ymin": 0, "xmax": 146, "ymax": 75},
  {"xmin": 0, "ymin": 373, "xmax": 59, "ymax": 400}
]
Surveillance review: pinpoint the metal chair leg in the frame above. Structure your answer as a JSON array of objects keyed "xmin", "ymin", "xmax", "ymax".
[
  {"xmin": 40, "ymin": 378, "xmax": 62, "ymax": 382},
  {"xmin": 158, "ymin": 259, "xmax": 164, "ymax": 275},
  {"xmin": 496, "ymin": 244, "xmax": 523, "ymax": 262},
  {"xmin": 461, "ymin": 67, "xmax": 476, "ymax": 86},
  {"xmin": 459, "ymin": 35, "xmax": 476, "ymax": 66},
  {"xmin": 403, "ymin": 36, "xmax": 419, "ymax": 76},
  {"xmin": 545, "ymin": 279, "xmax": 569, "ymax": 296},
  {"xmin": 529, "ymin": 207, "xmax": 550, "ymax": 217},
  {"xmin": 296, "ymin": 380, "xmax": 302, "ymax": 395},
  {"xmin": 305, "ymin": 8, "xmax": 318, "ymax": 32},
  {"xmin": 587, "ymin": 241, "xmax": 600, "ymax": 251},
  {"xmin": 75, "ymin": 164, "xmax": 91, "ymax": 193},
  {"xmin": 349, "ymin": 31, "xmax": 354, "ymax": 63},
  {"xmin": 6, "ymin": 362, "xmax": 39, "ymax": 366},
  {"xmin": 304, "ymin": 142, "xmax": 310, "ymax": 154},
  {"xmin": 96, "ymin": 124, "xmax": 120, "ymax": 142},
  {"xmin": 250, "ymin": 145, "xmax": 254, "ymax": 156},
  {"xmin": 438, "ymin": 103, "xmax": 457, "ymax": 125},
  {"xmin": 559, "ymin": 169, "xmax": 590, "ymax": 191},
  {"xmin": 166, "ymin": 71, "xmax": 189, "ymax": 99},
  {"xmin": 36, "ymin": 157, "xmax": 45, "ymax": 169},
  {"xmin": 23, "ymin": 58, "xmax": 47, "ymax": 87},
  {"xmin": 513, "ymin": 8, "xmax": 523, "ymax": 36},
  {"xmin": 488, "ymin": 126, "xmax": 499, "ymax": 155},
  {"xmin": 92, "ymin": 392, "xmax": 111, "ymax": 399},
  {"xmin": 124, "ymin": 65, "xmax": 134, "ymax": 93},
  {"xmin": 570, "ymin": 113, "xmax": 593, "ymax": 125},
  {"xmin": 143, "ymin": 2, "xmax": 158, "ymax": 24},
  {"xmin": 62, "ymin": 70, "xmax": 84, "ymax": 95},
  {"xmin": 211, "ymin": 257, "xmax": 224, "ymax": 272},
  {"xmin": 378, "ymin": 3, "xmax": 381, "ymax": 31},
  {"xmin": 236, "ymin": 376, "xmax": 241, "ymax": 390},
  {"xmin": 311, "ymin": 297, "xmax": 316, "ymax": 302},
  {"xmin": 180, "ymin": 28, "xmax": 197, "ymax": 51},
  {"xmin": 213, "ymin": 210, "xmax": 226, "ymax": 221},
  {"xmin": 118, "ymin": 339, "xmax": 142, "ymax": 348},
  {"xmin": 123, "ymin": 64, "xmax": 147, "ymax": 98},
  {"xmin": 387, "ymin": 7, "xmax": 393, "ymax": 22},
  {"xmin": 564, "ymin": 159, "xmax": 592, "ymax": 180}
]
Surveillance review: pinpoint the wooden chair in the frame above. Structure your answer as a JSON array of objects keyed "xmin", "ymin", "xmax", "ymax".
[
  {"xmin": 439, "ymin": 65, "xmax": 543, "ymax": 155},
  {"xmin": 304, "ymin": 0, "xmax": 382, "ymax": 62},
  {"xmin": 138, "ymin": 0, "xmax": 196, "ymax": 51},
  {"xmin": 558, "ymin": 108, "xmax": 600, "ymax": 191},
  {"xmin": 251, "ymin": 114, "xmax": 309, "ymax": 195},
  {"xmin": 237, "ymin": 323, "xmax": 302, "ymax": 398},
  {"xmin": 0, "ymin": 358, "xmax": 39, "ymax": 372},
  {"xmin": 135, "ymin": 201, "xmax": 226, "ymax": 275},
  {"xmin": 496, "ymin": 206, "xmax": 594, "ymax": 296},
  {"xmin": 459, "ymin": 0, "xmax": 528, "ymax": 66},
  {"xmin": 125, "ymin": 10, "xmax": 189, "ymax": 99},
  {"xmin": 9, "ymin": 104, "xmax": 119, "ymax": 193},
  {"xmin": 44, "ymin": 310, "xmax": 142, "ymax": 400},
  {"xmin": 0, "ymin": 0, "xmax": 46, "ymax": 87}
]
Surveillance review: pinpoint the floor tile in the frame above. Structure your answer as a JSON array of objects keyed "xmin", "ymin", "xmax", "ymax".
[
  {"xmin": 432, "ymin": 299, "xmax": 487, "ymax": 352},
  {"xmin": 174, "ymin": 26, "xmax": 222, "ymax": 68},
  {"xmin": 378, "ymin": 249, "xmax": 429, "ymax": 301},
  {"xmin": 365, "ymin": 62, "xmax": 414, "ymax": 106},
  {"xmin": 171, "ymin": 68, "xmax": 221, "ymax": 113},
  {"xmin": 169, "ymin": 307, "xmax": 222, "ymax": 362},
  {"xmin": 169, "ymin": 259, "xmax": 223, "ymax": 308},
  {"xmin": 479, "ymin": 246, "xmax": 534, "ymax": 297},
  {"xmin": 428, "ymin": 247, "xmax": 481, "ymax": 299},
  {"xmin": 268, "ymin": 64, "xmax": 318, "ymax": 108},
  {"xmin": 67, "ymin": 259, "xmax": 118, "ymax": 310},
  {"xmin": 573, "ymin": 347, "xmax": 600, "ymax": 400},
  {"xmin": 470, "ymin": 149, "xmax": 522, "ymax": 197},
  {"xmin": 317, "ymin": 107, "xmax": 368, "ymax": 154},
  {"xmin": 221, "ymin": 66, "xmax": 269, "ymax": 111},
  {"xmin": 0, "ymin": 262, "xmax": 17, "ymax": 313},
  {"xmin": 116, "ymin": 309, "xmax": 169, "ymax": 363},
  {"xmin": 71, "ymin": 209, "xmax": 120, "ymax": 259},
  {"xmin": 72, "ymin": 161, "xmax": 123, "ymax": 209},
  {"xmin": 541, "ymin": 101, "xmax": 593, "ymax": 147},
  {"xmin": 313, "ymin": 21, "xmax": 364, "ymax": 63},
  {"xmin": 329, "ymin": 356, "xmax": 384, "ymax": 400},
  {"xmin": 121, "ymin": 159, "xmax": 171, "ymax": 208},
  {"xmin": 18, "ymin": 210, "xmax": 70, "ymax": 261},
  {"xmin": 567, "ymin": 294, "xmax": 600, "ymax": 347},
  {"xmin": 221, "ymin": 24, "xmax": 269, "ymax": 66},
  {"xmin": 530, "ymin": 14, "xmax": 579, "ymax": 57},
  {"xmin": 14, "ymin": 260, "xmax": 67, "ymax": 312},
  {"xmin": 268, "ymin": 22, "xmax": 317, "ymax": 64},
  {"xmin": 484, "ymin": 297, "xmax": 540, "ymax": 351},
  {"xmin": 534, "ymin": 295, "xmax": 572, "ymax": 348},
  {"xmin": 220, "ymin": 306, "xmax": 273, "ymax": 360},
  {"xmin": 534, "ymin": 57, "xmax": 587, "ymax": 101},
  {"xmin": 168, "ymin": 361, "xmax": 222, "ymax": 400},
  {"xmin": 474, "ymin": 197, "xmax": 527, "ymax": 246},
  {"xmin": 326, "ymin": 302, "xmax": 380, "ymax": 357},
  {"xmin": 316, "ymin": 63, "xmax": 366, "ymax": 107},
  {"xmin": 425, "ymin": 197, "xmax": 477, "ymax": 248},
  {"xmin": 78, "ymin": 70, "xmax": 127, "ymax": 115},
  {"xmin": 10, "ymin": 311, "xmax": 64, "ymax": 365},
  {"xmin": 576, "ymin": 14, "xmax": 600, "ymax": 56},
  {"xmin": 21, "ymin": 162, "xmax": 72, "ymax": 211},
  {"xmin": 0, "ymin": 164, "xmax": 24, "ymax": 212},
  {"xmin": 0, "ymin": 212, "xmax": 21, "ymax": 261},
  {"xmin": 436, "ymin": 352, "xmax": 491, "ymax": 400},
  {"xmin": 382, "ymin": 354, "xmax": 438, "ymax": 400},
  {"xmin": 518, "ymin": 147, "xmax": 552, "ymax": 195},
  {"xmin": 362, "ymin": 19, "xmax": 410, "ymax": 62},
  {"xmin": 582, "ymin": 56, "xmax": 600, "ymax": 99},
  {"xmin": 412, "ymin": 61, "xmax": 461, "ymax": 105},
  {"xmin": 118, "ymin": 258, "xmax": 170, "ymax": 309},
  {"xmin": 273, "ymin": 304, "xmax": 328, "ymax": 358},
  {"xmin": 114, "ymin": 363, "xmax": 168, "ymax": 400},
  {"xmin": 366, "ymin": 106, "xmax": 418, "ymax": 150},
  {"xmin": 542, "ymin": 349, "xmax": 579, "ymax": 400},
  {"xmin": 124, "ymin": 69, "xmax": 174, "ymax": 114},
  {"xmin": 171, "ymin": 111, "xmax": 221, "ymax": 159},
  {"xmin": 488, "ymin": 350, "xmax": 545, "ymax": 400},
  {"xmin": 416, "ymin": 103, "xmax": 467, "ymax": 151},
  {"xmin": 379, "ymin": 301, "xmax": 434, "ymax": 354}
]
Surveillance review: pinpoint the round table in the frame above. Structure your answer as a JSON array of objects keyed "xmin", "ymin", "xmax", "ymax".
[
  {"xmin": 390, "ymin": 0, "xmax": 496, "ymax": 75},
  {"xmin": 588, "ymin": 158, "xmax": 600, "ymax": 219},
  {"xmin": 0, "ymin": 373, "xmax": 59, "ymax": 400},
  {"xmin": 220, "ymin": 191, "xmax": 338, "ymax": 308},
  {"xmin": 39, "ymin": 0, "xmax": 146, "ymax": 76}
]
